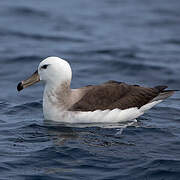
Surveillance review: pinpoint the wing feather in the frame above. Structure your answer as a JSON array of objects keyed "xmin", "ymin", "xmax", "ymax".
[{"xmin": 69, "ymin": 82, "xmax": 168, "ymax": 111}]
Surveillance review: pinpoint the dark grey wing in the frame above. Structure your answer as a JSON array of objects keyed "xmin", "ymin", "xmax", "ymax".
[{"xmin": 69, "ymin": 82, "xmax": 170, "ymax": 111}]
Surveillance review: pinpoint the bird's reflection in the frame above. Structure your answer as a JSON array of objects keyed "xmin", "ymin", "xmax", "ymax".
[
  {"xmin": 43, "ymin": 119, "xmax": 139, "ymax": 146},
  {"xmin": 44, "ymin": 120, "xmax": 79, "ymax": 146}
]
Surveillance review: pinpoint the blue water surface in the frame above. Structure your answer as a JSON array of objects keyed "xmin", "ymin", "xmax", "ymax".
[{"xmin": 0, "ymin": 0, "xmax": 180, "ymax": 179}]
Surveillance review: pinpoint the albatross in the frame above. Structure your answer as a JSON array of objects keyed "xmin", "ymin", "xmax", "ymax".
[{"xmin": 17, "ymin": 57, "xmax": 176, "ymax": 123}]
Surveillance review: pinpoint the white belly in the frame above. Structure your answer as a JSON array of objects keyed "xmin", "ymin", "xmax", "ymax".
[{"xmin": 43, "ymin": 107, "xmax": 143, "ymax": 123}]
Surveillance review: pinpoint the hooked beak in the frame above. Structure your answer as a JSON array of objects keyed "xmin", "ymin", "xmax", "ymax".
[{"xmin": 17, "ymin": 70, "xmax": 40, "ymax": 91}]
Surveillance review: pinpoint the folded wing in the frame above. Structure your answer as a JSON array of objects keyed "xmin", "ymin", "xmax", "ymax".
[{"xmin": 69, "ymin": 81, "xmax": 174, "ymax": 111}]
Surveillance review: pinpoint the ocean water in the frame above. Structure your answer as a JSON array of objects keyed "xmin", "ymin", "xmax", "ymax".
[{"xmin": 0, "ymin": 0, "xmax": 180, "ymax": 179}]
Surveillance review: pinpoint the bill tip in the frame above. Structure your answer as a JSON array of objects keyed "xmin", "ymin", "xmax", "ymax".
[{"xmin": 17, "ymin": 82, "xmax": 23, "ymax": 91}]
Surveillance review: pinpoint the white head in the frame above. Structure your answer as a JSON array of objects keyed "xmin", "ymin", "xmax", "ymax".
[
  {"xmin": 17, "ymin": 57, "xmax": 72, "ymax": 91},
  {"xmin": 38, "ymin": 57, "xmax": 72, "ymax": 86}
]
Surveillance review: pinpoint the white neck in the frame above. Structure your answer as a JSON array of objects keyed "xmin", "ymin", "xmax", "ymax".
[{"xmin": 43, "ymin": 80, "xmax": 71, "ymax": 120}]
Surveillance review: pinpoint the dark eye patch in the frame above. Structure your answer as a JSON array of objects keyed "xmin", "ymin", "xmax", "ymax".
[{"xmin": 41, "ymin": 64, "xmax": 49, "ymax": 69}]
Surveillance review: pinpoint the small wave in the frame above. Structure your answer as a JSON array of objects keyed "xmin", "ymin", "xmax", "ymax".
[
  {"xmin": 128, "ymin": 158, "xmax": 180, "ymax": 180},
  {"xmin": 0, "ymin": 100, "xmax": 10, "ymax": 110},
  {"xmin": 3, "ymin": 101, "xmax": 42, "ymax": 116},
  {"xmin": 0, "ymin": 28, "xmax": 86, "ymax": 43},
  {"xmin": 145, "ymin": 159, "xmax": 180, "ymax": 178},
  {"xmin": 4, "ymin": 55, "xmax": 41, "ymax": 64}
]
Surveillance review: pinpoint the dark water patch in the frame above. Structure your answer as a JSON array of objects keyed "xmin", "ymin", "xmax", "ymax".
[
  {"xmin": 163, "ymin": 39, "xmax": 180, "ymax": 46},
  {"xmin": 153, "ymin": 8, "xmax": 180, "ymax": 17},
  {"xmin": 14, "ymin": 175, "xmax": 61, "ymax": 180},
  {"xmin": 8, "ymin": 6, "xmax": 48, "ymax": 17},
  {"xmin": 146, "ymin": 18, "xmax": 179, "ymax": 27}
]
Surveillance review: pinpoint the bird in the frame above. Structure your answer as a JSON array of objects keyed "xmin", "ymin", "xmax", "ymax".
[{"xmin": 17, "ymin": 56, "xmax": 176, "ymax": 123}]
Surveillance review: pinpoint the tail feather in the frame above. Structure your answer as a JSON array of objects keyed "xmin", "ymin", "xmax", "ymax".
[
  {"xmin": 154, "ymin": 85, "xmax": 168, "ymax": 91},
  {"xmin": 140, "ymin": 87, "xmax": 178, "ymax": 112},
  {"xmin": 150, "ymin": 90, "xmax": 176, "ymax": 102},
  {"xmin": 152, "ymin": 85, "xmax": 179, "ymax": 102}
]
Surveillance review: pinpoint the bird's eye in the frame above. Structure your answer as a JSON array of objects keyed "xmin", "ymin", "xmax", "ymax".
[{"xmin": 41, "ymin": 64, "xmax": 48, "ymax": 69}]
